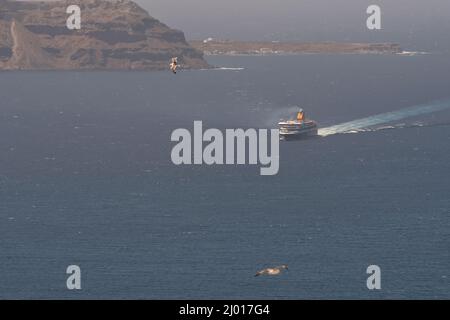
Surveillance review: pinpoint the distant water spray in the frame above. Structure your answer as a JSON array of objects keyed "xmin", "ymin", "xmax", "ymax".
[{"xmin": 318, "ymin": 100, "xmax": 450, "ymax": 137}]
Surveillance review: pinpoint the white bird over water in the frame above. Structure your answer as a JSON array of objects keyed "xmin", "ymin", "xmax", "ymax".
[
  {"xmin": 254, "ymin": 265, "xmax": 288, "ymax": 277},
  {"xmin": 169, "ymin": 57, "xmax": 178, "ymax": 74}
]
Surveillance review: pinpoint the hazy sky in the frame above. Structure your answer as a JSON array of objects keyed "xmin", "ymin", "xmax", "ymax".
[
  {"xmin": 24, "ymin": 0, "xmax": 450, "ymax": 50},
  {"xmin": 135, "ymin": 0, "xmax": 450, "ymax": 51}
]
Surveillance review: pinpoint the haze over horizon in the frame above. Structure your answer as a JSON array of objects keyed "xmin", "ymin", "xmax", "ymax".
[
  {"xmin": 135, "ymin": 0, "xmax": 450, "ymax": 51},
  {"xmin": 19, "ymin": 0, "xmax": 450, "ymax": 51}
]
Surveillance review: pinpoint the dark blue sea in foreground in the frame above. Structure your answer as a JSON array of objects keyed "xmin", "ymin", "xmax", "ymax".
[{"xmin": 0, "ymin": 54, "xmax": 449, "ymax": 299}]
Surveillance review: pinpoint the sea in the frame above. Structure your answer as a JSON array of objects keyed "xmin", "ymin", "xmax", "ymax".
[{"xmin": 0, "ymin": 54, "xmax": 449, "ymax": 299}]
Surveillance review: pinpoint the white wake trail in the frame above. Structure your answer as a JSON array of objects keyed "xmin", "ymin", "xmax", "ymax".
[
  {"xmin": 214, "ymin": 67, "xmax": 245, "ymax": 71},
  {"xmin": 318, "ymin": 100, "xmax": 450, "ymax": 137}
]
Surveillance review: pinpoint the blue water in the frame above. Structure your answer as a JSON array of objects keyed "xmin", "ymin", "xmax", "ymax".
[{"xmin": 0, "ymin": 54, "xmax": 449, "ymax": 299}]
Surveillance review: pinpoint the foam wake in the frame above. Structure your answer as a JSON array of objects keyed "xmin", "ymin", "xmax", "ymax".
[
  {"xmin": 213, "ymin": 67, "xmax": 245, "ymax": 71},
  {"xmin": 318, "ymin": 100, "xmax": 450, "ymax": 137}
]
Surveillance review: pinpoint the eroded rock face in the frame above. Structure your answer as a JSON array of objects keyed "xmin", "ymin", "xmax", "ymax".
[{"xmin": 0, "ymin": 0, "xmax": 209, "ymax": 70}]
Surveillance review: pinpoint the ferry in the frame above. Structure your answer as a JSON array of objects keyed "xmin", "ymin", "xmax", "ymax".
[{"xmin": 278, "ymin": 108, "xmax": 318, "ymax": 140}]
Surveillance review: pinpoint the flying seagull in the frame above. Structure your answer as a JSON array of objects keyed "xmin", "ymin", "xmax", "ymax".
[
  {"xmin": 254, "ymin": 265, "xmax": 288, "ymax": 277},
  {"xmin": 169, "ymin": 57, "xmax": 178, "ymax": 74}
]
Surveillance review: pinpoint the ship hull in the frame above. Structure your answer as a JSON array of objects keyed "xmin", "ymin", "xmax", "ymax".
[
  {"xmin": 280, "ymin": 127, "xmax": 318, "ymax": 140},
  {"xmin": 278, "ymin": 119, "xmax": 318, "ymax": 140}
]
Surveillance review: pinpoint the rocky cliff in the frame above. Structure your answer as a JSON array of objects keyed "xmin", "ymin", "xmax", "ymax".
[{"xmin": 0, "ymin": 0, "xmax": 209, "ymax": 70}]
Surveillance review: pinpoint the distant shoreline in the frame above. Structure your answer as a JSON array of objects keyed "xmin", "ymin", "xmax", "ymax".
[{"xmin": 190, "ymin": 40, "xmax": 404, "ymax": 56}]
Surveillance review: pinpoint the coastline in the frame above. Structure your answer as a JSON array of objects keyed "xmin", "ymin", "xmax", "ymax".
[{"xmin": 190, "ymin": 40, "xmax": 404, "ymax": 56}]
